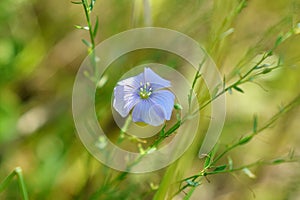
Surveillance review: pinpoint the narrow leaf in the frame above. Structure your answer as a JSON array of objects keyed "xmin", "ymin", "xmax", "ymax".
[
  {"xmin": 89, "ymin": 0, "xmax": 96, "ymax": 11},
  {"xmin": 275, "ymin": 35, "xmax": 283, "ymax": 48},
  {"xmin": 277, "ymin": 56, "xmax": 282, "ymax": 67},
  {"xmin": 82, "ymin": 39, "xmax": 92, "ymax": 47},
  {"xmin": 220, "ymin": 28, "xmax": 234, "ymax": 39},
  {"xmin": 262, "ymin": 68, "xmax": 272, "ymax": 74},
  {"xmin": 266, "ymin": 50, "xmax": 273, "ymax": 56},
  {"xmin": 213, "ymin": 164, "xmax": 227, "ymax": 172},
  {"xmin": 243, "ymin": 168, "xmax": 256, "ymax": 179},
  {"xmin": 228, "ymin": 157, "xmax": 233, "ymax": 170},
  {"xmin": 272, "ymin": 159, "xmax": 285, "ymax": 164},
  {"xmin": 235, "ymin": 0, "xmax": 247, "ymax": 14},
  {"xmin": 233, "ymin": 85, "xmax": 244, "ymax": 93},
  {"xmin": 74, "ymin": 25, "xmax": 89, "ymax": 30},
  {"xmin": 253, "ymin": 115, "xmax": 258, "ymax": 134},
  {"xmin": 239, "ymin": 135, "xmax": 253, "ymax": 145},
  {"xmin": 212, "ymin": 86, "xmax": 219, "ymax": 98},
  {"xmin": 183, "ymin": 187, "xmax": 196, "ymax": 200},
  {"xmin": 93, "ymin": 17, "xmax": 99, "ymax": 37},
  {"xmin": 71, "ymin": 1, "xmax": 83, "ymax": 4},
  {"xmin": 255, "ymin": 63, "xmax": 270, "ymax": 69},
  {"xmin": 204, "ymin": 153, "xmax": 211, "ymax": 168}
]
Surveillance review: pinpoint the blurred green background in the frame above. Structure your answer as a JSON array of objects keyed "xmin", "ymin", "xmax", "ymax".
[{"xmin": 1, "ymin": 0, "xmax": 300, "ymax": 199}]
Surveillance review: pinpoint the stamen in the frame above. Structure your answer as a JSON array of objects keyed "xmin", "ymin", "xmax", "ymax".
[{"xmin": 139, "ymin": 82, "xmax": 153, "ymax": 99}]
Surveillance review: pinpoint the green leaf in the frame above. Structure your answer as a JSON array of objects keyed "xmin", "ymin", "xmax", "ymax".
[
  {"xmin": 233, "ymin": 85, "xmax": 244, "ymax": 93},
  {"xmin": 266, "ymin": 50, "xmax": 273, "ymax": 56},
  {"xmin": 89, "ymin": 0, "xmax": 96, "ymax": 11},
  {"xmin": 272, "ymin": 159, "xmax": 285, "ymax": 164},
  {"xmin": 228, "ymin": 87, "xmax": 232, "ymax": 95},
  {"xmin": 242, "ymin": 168, "xmax": 256, "ymax": 179},
  {"xmin": 220, "ymin": 28, "xmax": 235, "ymax": 39},
  {"xmin": 74, "ymin": 25, "xmax": 83, "ymax": 29},
  {"xmin": 204, "ymin": 153, "xmax": 211, "ymax": 168},
  {"xmin": 253, "ymin": 115, "xmax": 258, "ymax": 134},
  {"xmin": 211, "ymin": 86, "xmax": 220, "ymax": 98},
  {"xmin": 71, "ymin": 1, "xmax": 83, "ymax": 4},
  {"xmin": 93, "ymin": 17, "xmax": 99, "ymax": 37},
  {"xmin": 262, "ymin": 68, "xmax": 272, "ymax": 74},
  {"xmin": 74, "ymin": 25, "xmax": 89, "ymax": 30},
  {"xmin": 228, "ymin": 157, "xmax": 233, "ymax": 170},
  {"xmin": 82, "ymin": 39, "xmax": 92, "ymax": 47},
  {"xmin": 239, "ymin": 135, "xmax": 253, "ymax": 145},
  {"xmin": 213, "ymin": 164, "xmax": 227, "ymax": 172},
  {"xmin": 255, "ymin": 63, "xmax": 270, "ymax": 69},
  {"xmin": 275, "ymin": 35, "xmax": 283, "ymax": 48},
  {"xmin": 277, "ymin": 56, "xmax": 282, "ymax": 67},
  {"xmin": 183, "ymin": 187, "xmax": 196, "ymax": 200},
  {"xmin": 235, "ymin": 0, "xmax": 247, "ymax": 14}
]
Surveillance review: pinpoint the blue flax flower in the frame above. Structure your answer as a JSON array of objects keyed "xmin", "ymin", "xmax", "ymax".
[{"xmin": 113, "ymin": 68, "xmax": 175, "ymax": 126}]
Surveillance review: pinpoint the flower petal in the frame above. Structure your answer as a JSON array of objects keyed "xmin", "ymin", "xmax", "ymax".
[
  {"xmin": 150, "ymin": 90, "xmax": 175, "ymax": 120},
  {"xmin": 144, "ymin": 68, "xmax": 171, "ymax": 89},
  {"xmin": 117, "ymin": 74, "xmax": 143, "ymax": 89},
  {"xmin": 132, "ymin": 100, "xmax": 165, "ymax": 126},
  {"xmin": 113, "ymin": 85, "xmax": 140, "ymax": 117}
]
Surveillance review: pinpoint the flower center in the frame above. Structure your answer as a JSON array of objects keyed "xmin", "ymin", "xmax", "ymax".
[{"xmin": 139, "ymin": 82, "xmax": 152, "ymax": 99}]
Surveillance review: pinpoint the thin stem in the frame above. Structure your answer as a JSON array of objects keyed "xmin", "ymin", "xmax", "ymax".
[
  {"xmin": 192, "ymin": 52, "xmax": 271, "ymax": 116},
  {"xmin": 81, "ymin": 0, "xmax": 97, "ymax": 74},
  {"xmin": 0, "ymin": 167, "xmax": 29, "ymax": 200},
  {"xmin": 155, "ymin": 48, "xmax": 270, "ymax": 200},
  {"xmin": 188, "ymin": 58, "xmax": 206, "ymax": 113},
  {"xmin": 211, "ymin": 94, "xmax": 300, "ymax": 166},
  {"xmin": 82, "ymin": 0, "xmax": 95, "ymax": 50},
  {"xmin": 0, "ymin": 170, "xmax": 15, "ymax": 193},
  {"xmin": 184, "ymin": 157, "xmax": 300, "ymax": 183},
  {"xmin": 178, "ymin": 94, "xmax": 300, "ymax": 198}
]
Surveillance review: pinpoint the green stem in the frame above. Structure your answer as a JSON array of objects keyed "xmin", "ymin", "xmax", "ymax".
[
  {"xmin": 0, "ymin": 167, "xmax": 29, "ymax": 200},
  {"xmin": 179, "ymin": 94, "xmax": 300, "ymax": 198},
  {"xmin": 211, "ymin": 94, "xmax": 300, "ymax": 166},
  {"xmin": 188, "ymin": 58, "xmax": 206, "ymax": 113},
  {"xmin": 82, "ymin": 0, "xmax": 95, "ymax": 50},
  {"xmin": 192, "ymin": 51, "xmax": 271, "ymax": 116},
  {"xmin": 81, "ymin": 0, "xmax": 97, "ymax": 74}
]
